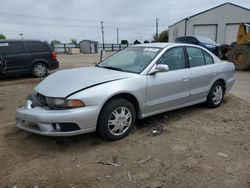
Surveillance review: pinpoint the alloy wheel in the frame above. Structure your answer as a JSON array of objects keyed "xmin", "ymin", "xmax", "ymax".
[
  {"xmin": 108, "ymin": 107, "xmax": 132, "ymax": 136},
  {"xmin": 212, "ymin": 85, "xmax": 223, "ymax": 105}
]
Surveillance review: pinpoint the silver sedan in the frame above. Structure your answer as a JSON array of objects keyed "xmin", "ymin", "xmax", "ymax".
[{"xmin": 16, "ymin": 43, "xmax": 235, "ymax": 140}]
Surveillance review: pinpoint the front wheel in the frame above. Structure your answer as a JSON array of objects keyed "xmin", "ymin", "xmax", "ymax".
[
  {"xmin": 97, "ymin": 98, "xmax": 136, "ymax": 141},
  {"xmin": 206, "ymin": 81, "xmax": 224, "ymax": 108},
  {"xmin": 32, "ymin": 62, "xmax": 48, "ymax": 78}
]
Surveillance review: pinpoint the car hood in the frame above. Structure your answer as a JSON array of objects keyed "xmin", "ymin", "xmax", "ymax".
[{"xmin": 35, "ymin": 66, "xmax": 135, "ymax": 98}]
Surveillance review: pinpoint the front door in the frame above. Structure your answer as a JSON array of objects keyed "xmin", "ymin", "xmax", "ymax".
[
  {"xmin": 146, "ymin": 47, "xmax": 191, "ymax": 114},
  {"xmin": 0, "ymin": 41, "xmax": 27, "ymax": 74}
]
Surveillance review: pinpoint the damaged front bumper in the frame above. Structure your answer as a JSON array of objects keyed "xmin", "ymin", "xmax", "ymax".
[{"xmin": 16, "ymin": 99, "xmax": 99, "ymax": 136}]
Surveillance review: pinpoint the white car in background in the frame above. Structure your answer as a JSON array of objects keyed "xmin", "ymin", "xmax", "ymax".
[{"xmin": 16, "ymin": 43, "xmax": 235, "ymax": 140}]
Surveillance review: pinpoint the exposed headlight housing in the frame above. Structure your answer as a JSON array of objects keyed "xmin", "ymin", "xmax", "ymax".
[{"xmin": 46, "ymin": 97, "xmax": 85, "ymax": 109}]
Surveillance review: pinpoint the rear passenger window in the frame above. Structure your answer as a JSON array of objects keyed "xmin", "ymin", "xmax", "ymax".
[
  {"xmin": 203, "ymin": 51, "xmax": 214, "ymax": 64},
  {"xmin": 186, "ymin": 47, "xmax": 205, "ymax": 67},
  {"xmin": 157, "ymin": 47, "xmax": 186, "ymax": 71},
  {"xmin": 0, "ymin": 42, "xmax": 25, "ymax": 55},
  {"xmin": 26, "ymin": 42, "xmax": 49, "ymax": 52}
]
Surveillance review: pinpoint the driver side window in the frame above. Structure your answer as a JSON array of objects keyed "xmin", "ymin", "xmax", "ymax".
[{"xmin": 157, "ymin": 47, "xmax": 186, "ymax": 71}]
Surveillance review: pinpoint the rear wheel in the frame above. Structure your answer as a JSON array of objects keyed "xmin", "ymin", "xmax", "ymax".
[
  {"xmin": 32, "ymin": 62, "xmax": 48, "ymax": 77},
  {"xmin": 97, "ymin": 98, "xmax": 136, "ymax": 141},
  {"xmin": 206, "ymin": 81, "xmax": 224, "ymax": 108},
  {"xmin": 227, "ymin": 45, "xmax": 250, "ymax": 71}
]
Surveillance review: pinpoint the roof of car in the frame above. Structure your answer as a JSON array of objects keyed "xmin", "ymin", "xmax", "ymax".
[{"xmin": 131, "ymin": 43, "xmax": 176, "ymax": 48}]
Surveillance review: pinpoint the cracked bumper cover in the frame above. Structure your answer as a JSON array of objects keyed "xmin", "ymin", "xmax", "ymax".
[{"xmin": 16, "ymin": 100, "xmax": 99, "ymax": 136}]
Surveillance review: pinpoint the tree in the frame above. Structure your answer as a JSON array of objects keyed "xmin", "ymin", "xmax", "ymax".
[
  {"xmin": 50, "ymin": 40, "xmax": 61, "ymax": 47},
  {"xmin": 121, "ymin": 40, "xmax": 128, "ymax": 45},
  {"xmin": 134, "ymin": 39, "xmax": 141, "ymax": 44},
  {"xmin": 152, "ymin": 30, "xmax": 169, "ymax": 42},
  {"xmin": 0, "ymin": 33, "xmax": 6, "ymax": 39},
  {"xmin": 158, "ymin": 30, "xmax": 169, "ymax": 42}
]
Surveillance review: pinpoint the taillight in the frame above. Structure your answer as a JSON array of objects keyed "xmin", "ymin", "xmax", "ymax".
[{"xmin": 52, "ymin": 51, "xmax": 57, "ymax": 60}]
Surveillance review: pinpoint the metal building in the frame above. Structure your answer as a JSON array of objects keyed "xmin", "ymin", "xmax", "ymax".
[
  {"xmin": 79, "ymin": 40, "xmax": 98, "ymax": 54},
  {"xmin": 168, "ymin": 2, "xmax": 250, "ymax": 44}
]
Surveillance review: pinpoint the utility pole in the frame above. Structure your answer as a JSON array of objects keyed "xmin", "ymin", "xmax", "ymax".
[
  {"xmin": 100, "ymin": 21, "xmax": 105, "ymax": 50},
  {"xmin": 156, "ymin": 17, "xmax": 159, "ymax": 41},
  {"xmin": 117, "ymin": 28, "xmax": 119, "ymax": 44}
]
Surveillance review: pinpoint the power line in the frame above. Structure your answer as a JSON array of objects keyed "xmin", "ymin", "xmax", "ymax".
[
  {"xmin": 0, "ymin": 11, "xmax": 154, "ymax": 27},
  {"xmin": 0, "ymin": 20, "xmax": 100, "ymax": 29},
  {"xmin": 0, "ymin": 19, "xmax": 156, "ymax": 31}
]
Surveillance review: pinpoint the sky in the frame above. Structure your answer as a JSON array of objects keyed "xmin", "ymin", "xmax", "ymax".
[{"xmin": 0, "ymin": 0, "xmax": 249, "ymax": 43}]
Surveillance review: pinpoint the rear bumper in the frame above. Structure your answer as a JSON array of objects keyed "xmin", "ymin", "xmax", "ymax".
[
  {"xmin": 226, "ymin": 77, "xmax": 235, "ymax": 94},
  {"xmin": 16, "ymin": 100, "xmax": 99, "ymax": 136},
  {"xmin": 49, "ymin": 60, "xmax": 59, "ymax": 70}
]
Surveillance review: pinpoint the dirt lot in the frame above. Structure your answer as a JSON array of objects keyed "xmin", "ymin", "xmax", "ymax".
[{"xmin": 0, "ymin": 54, "xmax": 250, "ymax": 188}]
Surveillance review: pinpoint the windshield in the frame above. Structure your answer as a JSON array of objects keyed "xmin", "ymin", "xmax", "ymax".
[
  {"xmin": 97, "ymin": 47, "xmax": 162, "ymax": 74},
  {"xmin": 195, "ymin": 36, "xmax": 217, "ymax": 45}
]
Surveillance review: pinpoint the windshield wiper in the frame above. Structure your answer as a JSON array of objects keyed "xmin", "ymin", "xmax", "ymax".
[{"xmin": 101, "ymin": 66, "xmax": 125, "ymax": 72}]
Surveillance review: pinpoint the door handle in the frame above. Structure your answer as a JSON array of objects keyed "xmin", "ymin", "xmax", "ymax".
[
  {"xmin": 182, "ymin": 77, "xmax": 190, "ymax": 82},
  {"xmin": 212, "ymin": 73, "xmax": 217, "ymax": 76}
]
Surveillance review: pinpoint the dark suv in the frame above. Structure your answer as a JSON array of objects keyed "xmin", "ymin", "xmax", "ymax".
[
  {"xmin": 0, "ymin": 40, "xmax": 59, "ymax": 78},
  {"xmin": 175, "ymin": 36, "xmax": 220, "ymax": 56}
]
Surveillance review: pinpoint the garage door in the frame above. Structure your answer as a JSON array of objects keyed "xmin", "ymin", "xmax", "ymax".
[
  {"xmin": 225, "ymin": 24, "xmax": 239, "ymax": 45},
  {"xmin": 193, "ymin": 25, "xmax": 217, "ymax": 41}
]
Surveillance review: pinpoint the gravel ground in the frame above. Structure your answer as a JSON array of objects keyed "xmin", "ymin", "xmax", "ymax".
[{"xmin": 0, "ymin": 54, "xmax": 250, "ymax": 188}]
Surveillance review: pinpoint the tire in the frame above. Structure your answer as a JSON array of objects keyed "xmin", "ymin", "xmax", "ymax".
[
  {"xmin": 206, "ymin": 81, "xmax": 225, "ymax": 108},
  {"xmin": 97, "ymin": 98, "xmax": 136, "ymax": 141},
  {"xmin": 32, "ymin": 62, "xmax": 48, "ymax": 77},
  {"xmin": 227, "ymin": 45, "xmax": 250, "ymax": 71},
  {"xmin": 218, "ymin": 44, "xmax": 230, "ymax": 60}
]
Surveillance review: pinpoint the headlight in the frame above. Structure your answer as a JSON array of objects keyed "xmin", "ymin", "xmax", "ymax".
[{"xmin": 46, "ymin": 97, "xmax": 85, "ymax": 109}]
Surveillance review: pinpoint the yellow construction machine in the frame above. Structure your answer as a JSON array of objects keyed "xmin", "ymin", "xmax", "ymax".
[{"xmin": 222, "ymin": 23, "xmax": 250, "ymax": 71}]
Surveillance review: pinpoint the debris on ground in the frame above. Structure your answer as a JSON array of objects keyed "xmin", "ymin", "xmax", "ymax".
[
  {"xmin": 170, "ymin": 138, "xmax": 181, "ymax": 141},
  {"xmin": 96, "ymin": 160, "xmax": 121, "ymax": 167},
  {"xmin": 128, "ymin": 171, "xmax": 132, "ymax": 181},
  {"xmin": 218, "ymin": 152, "xmax": 228, "ymax": 158},
  {"xmin": 138, "ymin": 156, "xmax": 153, "ymax": 164}
]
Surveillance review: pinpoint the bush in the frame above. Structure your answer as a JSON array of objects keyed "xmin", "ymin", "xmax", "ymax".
[
  {"xmin": 134, "ymin": 40, "xmax": 141, "ymax": 44},
  {"xmin": 0, "ymin": 33, "xmax": 6, "ymax": 39}
]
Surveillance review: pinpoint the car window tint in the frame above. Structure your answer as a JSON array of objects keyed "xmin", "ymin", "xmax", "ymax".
[
  {"xmin": 157, "ymin": 47, "xmax": 186, "ymax": 71},
  {"xmin": 186, "ymin": 47, "xmax": 205, "ymax": 67},
  {"xmin": 0, "ymin": 42, "xmax": 25, "ymax": 55},
  {"xmin": 27, "ymin": 42, "xmax": 49, "ymax": 52},
  {"xmin": 203, "ymin": 51, "xmax": 214, "ymax": 64}
]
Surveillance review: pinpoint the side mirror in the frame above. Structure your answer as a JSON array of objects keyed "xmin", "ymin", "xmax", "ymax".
[{"xmin": 149, "ymin": 64, "xmax": 169, "ymax": 75}]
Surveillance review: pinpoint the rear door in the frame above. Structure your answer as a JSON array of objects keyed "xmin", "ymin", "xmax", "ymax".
[
  {"xmin": 146, "ymin": 47, "xmax": 191, "ymax": 113},
  {"xmin": 0, "ymin": 41, "xmax": 28, "ymax": 74},
  {"xmin": 186, "ymin": 47, "xmax": 218, "ymax": 100},
  {"xmin": 25, "ymin": 41, "xmax": 51, "ymax": 65}
]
